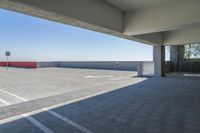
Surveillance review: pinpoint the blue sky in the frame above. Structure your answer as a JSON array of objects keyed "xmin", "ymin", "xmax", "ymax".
[{"xmin": 0, "ymin": 9, "xmax": 155, "ymax": 61}]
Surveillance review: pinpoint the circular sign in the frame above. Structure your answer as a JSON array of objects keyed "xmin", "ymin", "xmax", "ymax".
[{"xmin": 5, "ymin": 51, "xmax": 11, "ymax": 56}]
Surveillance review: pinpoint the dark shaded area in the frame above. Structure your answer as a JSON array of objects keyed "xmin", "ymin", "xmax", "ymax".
[
  {"xmin": 181, "ymin": 61, "xmax": 200, "ymax": 72},
  {"xmin": 1, "ymin": 74, "xmax": 200, "ymax": 133},
  {"xmin": 170, "ymin": 45, "xmax": 200, "ymax": 72}
]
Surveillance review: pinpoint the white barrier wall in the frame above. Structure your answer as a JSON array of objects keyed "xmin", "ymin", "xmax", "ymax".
[
  {"xmin": 37, "ymin": 61, "xmax": 171, "ymax": 77},
  {"xmin": 59, "ymin": 61, "xmax": 140, "ymax": 71},
  {"xmin": 37, "ymin": 62, "xmax": 60, "ymax": 68},
  {"xmin": 142, "ymin": 62, "xmax": 154, "ymax": 76}
]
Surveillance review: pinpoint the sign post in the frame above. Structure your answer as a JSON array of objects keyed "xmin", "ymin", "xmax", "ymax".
[{"xmin": 5, "ymin": 51, "xmax": 11, "ymax": 70}]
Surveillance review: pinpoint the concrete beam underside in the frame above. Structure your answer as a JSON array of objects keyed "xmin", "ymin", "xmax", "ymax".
[{"xmin": 0, "ymin": 0, "xmax": 157, "ymax": 45}]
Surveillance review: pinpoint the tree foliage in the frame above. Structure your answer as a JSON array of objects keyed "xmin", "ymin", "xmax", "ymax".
[{"xmin": 184, "ymin": 43, "xmax": 200, "ymax": 59}]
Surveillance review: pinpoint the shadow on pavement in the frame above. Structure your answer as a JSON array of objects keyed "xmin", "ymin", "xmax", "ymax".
[{"xmin": 1, "ymin": 74, "xmax": 200, "ymax": 133}]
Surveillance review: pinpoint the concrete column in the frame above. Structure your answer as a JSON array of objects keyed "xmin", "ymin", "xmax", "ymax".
[
  {"xmin": 137, "ymin": 62, "xmax": 143, "ymax": 77},
  {"xmin": 170, "ymin": 45, "xmax": 178, "ymax": 71},
  {"xmin": 170, "ymin": 45, "xmax": 184, "ymax": 72},
  {"xmin": 178, "ymin": 46, "xmax": 185, "ymax": 71},
  {"xmin": 153, "ymin": 46, "xmax": 165, "ymax": 77}
]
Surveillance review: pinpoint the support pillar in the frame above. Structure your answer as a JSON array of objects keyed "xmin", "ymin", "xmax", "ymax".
[
  {"xmin": 153, "ymin": 46, "xmax": 165, "ymax": 77},
  {"xmin": 178, "ymin": 46, "xmax": 185, "ymax": 71},
  {"xmin": 170, "ymin": 46, "xmax": 178, "ymax": 72},
  {"xmin": 170, "ymin": 45, "xmax": 184, "ymax": 72}
]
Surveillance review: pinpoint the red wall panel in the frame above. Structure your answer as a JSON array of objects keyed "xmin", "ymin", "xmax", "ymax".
[
  {"xmin": 0, "ymin": 62, "xmax": 37, "ymax": 68},
  {"xmin": 0, "ymin": 62, "xmax": 7, "ymax": 66}
]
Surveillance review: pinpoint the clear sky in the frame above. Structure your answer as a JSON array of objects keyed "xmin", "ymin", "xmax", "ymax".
[{"xmin": 0, "ymin": 9, "xmax": 155, "ymax": 61}]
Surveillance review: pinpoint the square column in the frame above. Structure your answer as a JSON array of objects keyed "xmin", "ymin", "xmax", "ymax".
[
  {"xmin": 170, "ymin": 46, "xmax": 178, "ymax": 71},
  {"xmin": 170, "ymin": 45, "xmax": 184, "ymax": 72},
  {"xmin": 153, "ymin": 46, "xmax": 165, "ymax": 77}
]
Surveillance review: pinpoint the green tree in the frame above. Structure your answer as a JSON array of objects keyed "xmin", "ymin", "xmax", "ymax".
[{"xmin": 184, "ymin": 43, "xmax": 200, "ymax": 59}]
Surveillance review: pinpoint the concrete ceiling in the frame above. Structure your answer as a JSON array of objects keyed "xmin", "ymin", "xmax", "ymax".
[
  {"xmin": 1, "ymin": 0, "xmax": 200, "ymax": 46},
  {"xmin": 105, "ymin": 0, "xmax": 173, "ymax": 11}
]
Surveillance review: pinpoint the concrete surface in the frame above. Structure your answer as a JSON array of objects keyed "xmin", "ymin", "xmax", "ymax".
[
  {"xmin": 37, "ymin": 61, "xmax": 140, "ymax": 71},
  {"xmin": 0, "ymin": 61, "xmax": 173, "ymax": 77},
  {"xmin": 0, "ymin": 67, "xmax": 137, "ymax": 106},
  {"xmin": 37, "ymin": 62, "xmax": 60, "ymax": 68},
  {"xmin": 0, "ymin": 67, "xmax": 200, "ymax": 133},
  {"xmin": 59, "ymin": 61, "xmax": 139, "ymax": 71},
  {"xmin": 35, "ymin": 61, "xmax": 172, "ymax": 77},
  {"xmin": 153, "ymin": 46, "xmax": 165, "ymax": 77}
]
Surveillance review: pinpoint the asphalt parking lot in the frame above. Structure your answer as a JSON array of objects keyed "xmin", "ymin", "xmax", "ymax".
[
  {"xmin": 0, "ymin": 67, "xmax": 142, "ymax": 133},
  {"xmin": 0, "ymin": 67, "xmax": 200, "ymax": 133},
  {"xmin": 0, "ymin": 67, "xmax": 139, "ymax": 107}
]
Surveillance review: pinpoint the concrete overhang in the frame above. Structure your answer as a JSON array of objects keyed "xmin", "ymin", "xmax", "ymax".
[{"xmin": 1, "ymin": 0, "xmax": 200, "ymax": 46}]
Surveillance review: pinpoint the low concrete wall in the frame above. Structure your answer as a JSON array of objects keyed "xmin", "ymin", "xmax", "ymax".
[
  {"xmin": 59, "ymin": 61, "xmax": 140, "ymax": 71},
  {"xmin": 0, "ymin": 61, "xmax": 141, "ymax": 71},
  {"xmin": 0, "ymin": 61, "xmax": 173, "ymax": 77},
  {"xmin": 137, "ymin": 61, "xmax": 154, "ymax": 76},
  {"xmin": 138, "ymin": 61, "xmax": 172, "ymax": 76},
  {"xmin": 37, "ymin": 62, "xmax": 60, "ymax": 68}
]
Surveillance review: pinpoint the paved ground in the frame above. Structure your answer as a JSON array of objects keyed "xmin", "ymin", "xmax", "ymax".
[
  {"xmin": 0, "ymin": 67, "xmax": 200, "ymax": 133},
  {"xmin": 0, "ymin": 67, "xmax": 138, "ymax": 107}
]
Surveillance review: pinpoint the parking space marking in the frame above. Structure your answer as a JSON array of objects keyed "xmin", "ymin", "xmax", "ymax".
[
  {"xmin": 109, "ymin": 76, "xmax": 129, "ymax": 81},
  {"xmin": 22, "ymin": 113, "xmax": 54, "ymax": 133},
  {"xmin": 0, "ymin": 97, "xmax": 54, "ymax": 133},
  {"xmin": 0, "ymin": 89, "xmax": 28, "ymax": 101},
  {"xmin": 44, "ymin": 108, "xmax": 92, "ymax": 133},
  {"xmin": 85, "ymin": 75, "xmax": 114, "ymax": 78},
  {"xmin": 0, "ymin": 88, "xmax": 93, "ymax": 133},
  {"xmin": 0, "ymin": 98, "xmax": 10, "ymax": 106}
]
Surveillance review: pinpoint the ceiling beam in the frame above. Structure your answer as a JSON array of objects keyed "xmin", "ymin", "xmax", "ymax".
[
  {"xmin": 0, "ymin": 0, "xmax": 123, "ymax": 33},
  {"xmin": 124, "ymin": 0, "xmax": 200, "ymax": 36},
  {"xmin": 163, "ymin": 28, "xmax": 200, "ymax": 45},
  {"xmin": 133, "ymin": 33, "xmax": 163, "ymax": 45},
  {"xmin": 0, "ymin": 0, "xmax": 159, "ymax": 45},
  {"xmin": 0, "ymin": 0, "xmax": 160, "ymax": 45}
]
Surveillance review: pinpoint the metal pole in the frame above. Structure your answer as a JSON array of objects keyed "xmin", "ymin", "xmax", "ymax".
[{"xmin": 6, "ymin": 56, "xmax": 8, "ymax": 70}]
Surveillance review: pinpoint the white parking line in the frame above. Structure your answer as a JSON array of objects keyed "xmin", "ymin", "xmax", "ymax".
[
  {"xmin": 0, "ymin": 89, "xmax": 93, "ymax": 133},
  {"xmin": 0, "ymin": 97, "xmax": 54, "ymax": 133},
  {"xmin": 0, "ymin": 98, "xmax": 10, "ymax": 106},
  {"xmin": 85, "ymin": 75, "xmax": 114, "ymax": 78},
  {"xmin": 0, "ymin": 89, "xmax": 28, "ymax": 101},
  {"xmin": 22, "ymin": 114, "xmax": 54, "ymax": 133},
  {"xmin": 44, "ymin": 108, "xmax": 92, "ymax": 133},
  {"xmin": 109, "ymin": 76, "xmax": 128, "ymax": 81}
]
